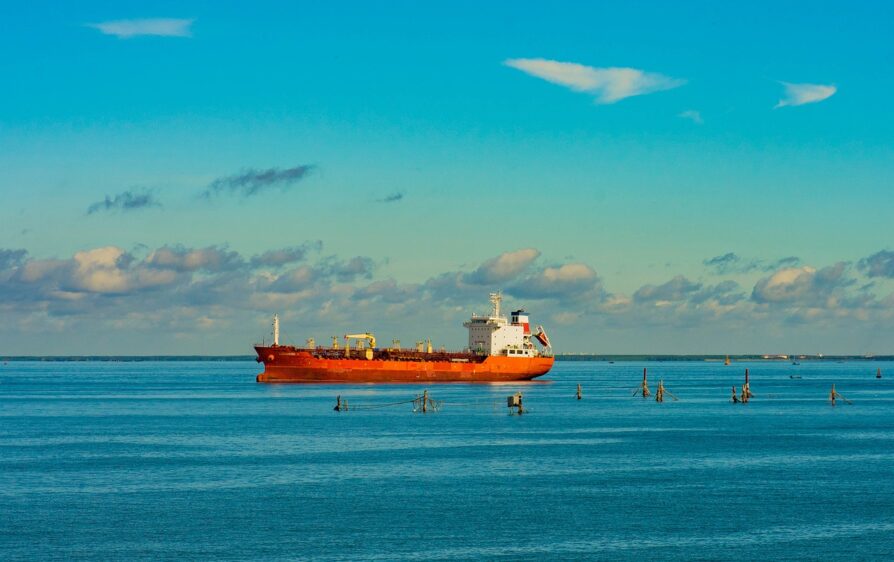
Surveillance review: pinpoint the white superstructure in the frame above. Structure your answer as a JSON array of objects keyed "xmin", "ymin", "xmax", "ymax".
[{"xmin": 464, "ymin": 292, "xmax": 549, "ymax": 357}]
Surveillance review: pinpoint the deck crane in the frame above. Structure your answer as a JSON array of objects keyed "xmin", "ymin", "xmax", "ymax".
[{"xmin": 344, "ymin": 333, "xmax": 377, "ymax": 359}]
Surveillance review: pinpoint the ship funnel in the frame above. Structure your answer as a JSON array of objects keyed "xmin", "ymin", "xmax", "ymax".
[{"xmin": 273, "ymin": 314, "xmax": 280, "ymax": 346}]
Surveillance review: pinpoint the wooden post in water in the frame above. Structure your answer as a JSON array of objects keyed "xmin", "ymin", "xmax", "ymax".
[
  {"xmin": 334, "ymin": 395, "xmax": 342, "ymax": 411},
  {"xmin": 507, "ymin": 392, "xmax": 524, "ymax": 415},
  {"xmin": 731, "ymin": 386, "xmax": 739, "ymax": 403},
  {"xmin": 742, "ymin": 369, "xmax": 753, "ymax": 401},
  {"xmin": 877, "ymin": 368, "xmax": 882, "ymax": 379},
  {"xmin": 422, "ymin": 389, "xmax": 429, "ymax": 413},
  {"xmin": 829, "ymin": 384, "xmax": 851, "ymax": 406},
  {"xmin": 642, "ymin": 368, "xmax": 651, "ymax": 398},
  {"xmin": 576, "ymin": 384, "xmax": 582, "ymax": 400},
  {"xmin": 655, "ymin": 380, "xmax": 665, "ymax": 403}
]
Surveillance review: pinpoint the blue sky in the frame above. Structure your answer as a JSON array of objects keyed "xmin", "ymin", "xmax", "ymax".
[{"xmin": 1, "ymin": 1, "xmax": 893, "ymax": 354}]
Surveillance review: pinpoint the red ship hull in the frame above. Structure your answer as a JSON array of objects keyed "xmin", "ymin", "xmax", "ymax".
[{"xmin": 255, "ymin": 346, "xmax": 554, "ymax": 383}]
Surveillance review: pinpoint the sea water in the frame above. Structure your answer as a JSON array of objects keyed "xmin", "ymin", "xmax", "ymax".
[{"xmin": 1, "ymin": 360, "xmax": 893, "ymax": 560}]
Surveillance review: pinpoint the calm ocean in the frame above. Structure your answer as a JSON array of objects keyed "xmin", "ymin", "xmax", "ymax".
[{"xmin": 1, "ymin": 360, "xmax": 893, "ymax": 561}]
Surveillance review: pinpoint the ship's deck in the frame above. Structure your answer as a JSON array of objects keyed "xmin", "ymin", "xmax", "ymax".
[{"xmin": 271, "ymin": 346, "xmax": 489, "ymax": 363}]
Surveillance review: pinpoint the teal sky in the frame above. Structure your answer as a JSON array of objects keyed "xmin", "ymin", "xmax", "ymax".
[{"xmin": 1, "ymin": 1, "xmax": 893, "ymax": 355}]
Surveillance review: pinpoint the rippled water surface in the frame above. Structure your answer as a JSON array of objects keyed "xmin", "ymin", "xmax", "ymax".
[{"xmin": 2, "ymin": 360, "xmax": 893, "ymax": 560}]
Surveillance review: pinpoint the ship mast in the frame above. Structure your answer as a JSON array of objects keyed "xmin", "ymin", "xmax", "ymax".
[
  {"xmin": 272, "ymin": 314, "xmax": 280, "ymax": 346},
  {"xmin": 489, "ymin": 291, "xmax": 502, "ymax": 319}
]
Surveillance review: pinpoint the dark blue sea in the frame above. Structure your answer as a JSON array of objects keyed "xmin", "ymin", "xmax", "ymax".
[{"xmin": 2, "ymin": 360, "xmax": 893, "ymax": 561}]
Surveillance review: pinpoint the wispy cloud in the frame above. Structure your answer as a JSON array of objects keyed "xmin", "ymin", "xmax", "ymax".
[
  {"xmin": 87, "ymin": 190, "xmax": 160, "ymax": 215},
  {"xmin": 704, "ymin": 253, "xmax": 801, "ymax": 275},
  {"xmin": 250, "ymin": 242, "xmax": 323, "ymax": 268},
  {"xmin": 504, "ymin": 58, "xmax": 685, "ymax": 104},
  {"xmin": 377, "ymin": 192, "xmax": 404, "ymax": 203},
  {"xmin": 678, "ymin": 110, "xmax": 703, "ymax": 124},
  {"xmin": 202, "ymin": 165, "xmax": 315, "ymax": 199},
  {"xmin": 775, "ymin": 81, "xmax": 836, "ymax": 109},
  {"xmin": 87, "ymin": 18, "xmax": 195, "ymax": 39}
]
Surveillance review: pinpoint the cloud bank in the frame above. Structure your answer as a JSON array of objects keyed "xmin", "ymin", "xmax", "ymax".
[
  {"xmin": 504, "ymin": 58, "xmax": 685, "ymax": 104},
  {"xmin": 858, "ymin": 250, "xmax": 894, "ymax": 279},
  {"xmin": 1, "ymin": 244, "xmax": 892, "ymax": 354},
  {"xmin": 775, "ymin": 81, "xmax": 837, "ymax": 108},
  {"xmin": 87, "ymin": 18, "xmax": 194, "ymax": 39}
]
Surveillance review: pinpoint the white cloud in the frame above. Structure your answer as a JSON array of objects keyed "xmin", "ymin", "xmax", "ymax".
[
  {"xmin": 87, "ymin": 18, "xmax": 194, "ymax": 39},
  {"xmin": 678, "ymin": 110, "xmax": 703, "ymax": 124},
  {"xmin": 464, "ymin": 248, "xmax": 540, "ymax": 285},
  {"xmin": 3, "ymin": 243, "xmax": 894, "ymax": 353},
  {"xmin": 775, "ymin": 81, "xmax": 836, "ymax": 109},
  {"xmin": 504, "ymin": 58, "xmax": 685, "ymax": 104}
]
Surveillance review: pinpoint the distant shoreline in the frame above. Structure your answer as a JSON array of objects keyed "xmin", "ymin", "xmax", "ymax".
[{"xmin": 1, "ymin": 354, "xmax": 891, "ymax": 362}]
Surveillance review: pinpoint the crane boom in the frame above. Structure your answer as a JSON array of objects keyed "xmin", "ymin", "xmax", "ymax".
[{"xmin": 344, "ymin": 333, "xmax": 376, "ymax": 358}]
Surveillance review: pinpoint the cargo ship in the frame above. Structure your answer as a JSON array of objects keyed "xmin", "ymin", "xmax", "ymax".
[{"xmin": 255, "ymin": 293, "xmax": 554, "ymax": 383}]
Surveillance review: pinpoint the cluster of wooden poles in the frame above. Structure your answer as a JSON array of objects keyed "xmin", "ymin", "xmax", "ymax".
[
  {"xmin": 332, "ymin": 367, "xmax": 882, "ymax": 413},
  {"xmin": 631, "ymin": 368, "xmax": 678, "ymax": 402},
  {"xmin": 627, "ymin": 366, "xmax": 870, "ymax": 406}
]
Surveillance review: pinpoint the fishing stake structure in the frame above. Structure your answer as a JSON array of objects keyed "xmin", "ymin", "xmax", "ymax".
[
  {"xmin": 507, "ymin": 392, "xmax": 525, "ymax": 415},
  {"xmin": 655, "ymin": 380, "xmax": 679, "ymax": 402},
  {"xmin": 632, "ymin": 368, "xmax": 651, "ymax": 398},
  {"xmin": 829, "ymin": 384, "xmax": 851, "ymax": 406},
  {"xmin": 740, "ymin": 368, "xmax": 754, "ymax": 403}
]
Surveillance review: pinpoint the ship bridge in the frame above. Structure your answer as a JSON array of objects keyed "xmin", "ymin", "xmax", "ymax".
[{"xmin": 463, "ymin": 292, "xmax": 544, "ymax": 357}]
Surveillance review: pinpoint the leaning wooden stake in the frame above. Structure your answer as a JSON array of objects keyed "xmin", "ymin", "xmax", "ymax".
[
  {"xmin": 830, "ymin": 384, "xmax": 852, "ymax": 406},
  {"xmin": 334, "ymin": 395, "xmax": 342, "ymax": 412},
  {"xmin": 576, "ymin": 384, "xmax": 582, "ymax": 400}
]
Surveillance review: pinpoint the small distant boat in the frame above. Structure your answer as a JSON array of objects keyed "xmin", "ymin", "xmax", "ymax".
[
  {"xmin": 789, "ymin": 374, "xmax": 802, "ymax": 379},
  {"xmin": 792, "ymin": 361, "xmax": 800, "ymax": 365}
]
